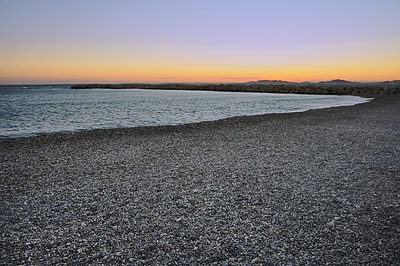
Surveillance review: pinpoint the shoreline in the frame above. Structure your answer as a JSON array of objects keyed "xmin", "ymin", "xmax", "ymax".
[
  {"xmin": 1, "ymin": 95, "xmax": 399, "ymax": 264},
  {"xmin": 0, "ymin": 90, "xmax": 370, "ymax": 140}
]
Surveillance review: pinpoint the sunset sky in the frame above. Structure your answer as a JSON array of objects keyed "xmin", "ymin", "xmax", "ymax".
[{"xmin": 1, "ymin": 0, "xmax": 399, "ymax": 84}]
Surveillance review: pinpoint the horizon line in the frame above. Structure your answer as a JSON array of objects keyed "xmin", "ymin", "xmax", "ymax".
[{"xmin": 1, "ymin": 78, "xmax": 399, "ymax": 86}]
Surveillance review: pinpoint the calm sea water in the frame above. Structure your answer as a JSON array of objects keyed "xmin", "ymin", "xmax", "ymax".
[{"xmin": 0, "ymin": 85, "xmax": 369, "ymax": 138}]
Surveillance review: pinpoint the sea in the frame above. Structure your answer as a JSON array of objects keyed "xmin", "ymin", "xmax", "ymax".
[{"xmin": 0, "ymin": 85, "xmax": 369, "ymax": 139}]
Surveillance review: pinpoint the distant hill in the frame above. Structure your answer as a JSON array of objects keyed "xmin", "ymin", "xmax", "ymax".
[
  {"xmin": 246, "ymin": 79, "xmax": 294, "ymax": 85},
  {"xmin": 255, "ymin": 79, "xmax": 293, "ymax": 83},
  {"xmin": 318, "ymin": 79, "xmax": 355, "ymax": 84}
]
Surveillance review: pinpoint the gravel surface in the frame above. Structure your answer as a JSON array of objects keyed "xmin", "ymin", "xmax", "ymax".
[{"xmin": 1, "ymin": 95, "xmax": 399, "ymax": 265}]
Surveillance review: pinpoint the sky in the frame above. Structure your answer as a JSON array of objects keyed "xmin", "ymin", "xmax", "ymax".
[{"xmin": 0, "ymin": 0, "xmax": 399, "ymax": 84}]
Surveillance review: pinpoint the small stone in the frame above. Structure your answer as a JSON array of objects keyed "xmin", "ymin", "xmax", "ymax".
[
  {"xmin": 251, "ymin": 257, "xmax": 260, "ymax": 264},
  {"xmin": 176, "ymin": 216, "xmax": 184, "ymax": 222},
  {"xmin": 270, "ymin": 243, "xmax": 277, "ymax": 249},
  {"xmin": 327, "ymin": 220, "xmax": 335, "ymax": 227}
]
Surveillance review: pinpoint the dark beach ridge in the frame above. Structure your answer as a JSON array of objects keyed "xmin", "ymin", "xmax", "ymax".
[
  {"xmin": 1, "ymin": 94, "xmax": 399, "ymax": 265},
  {"xmin": 71, "ymin": 81, "xmax": 400, "ymax": 97}
]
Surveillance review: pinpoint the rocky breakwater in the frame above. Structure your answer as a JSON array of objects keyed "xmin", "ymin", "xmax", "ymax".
[{"xmin": 71, "ymin": 83, "xmax": 400, "ymax": 97}]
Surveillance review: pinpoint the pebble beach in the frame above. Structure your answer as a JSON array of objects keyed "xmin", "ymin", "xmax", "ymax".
[{"xmin": 1, "ymin": 95, "xmax": 399, "ymax": 265}]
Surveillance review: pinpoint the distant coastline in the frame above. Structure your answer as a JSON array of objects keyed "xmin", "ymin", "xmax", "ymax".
[{"xmin": 71, "ymin": 79, "xmax": 400, "ymax": 97}]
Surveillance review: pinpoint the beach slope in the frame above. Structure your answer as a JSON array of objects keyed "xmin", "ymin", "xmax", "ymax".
[{"xmin": 1, "ymin": 95, "xmax": 399, "ymax": 265}]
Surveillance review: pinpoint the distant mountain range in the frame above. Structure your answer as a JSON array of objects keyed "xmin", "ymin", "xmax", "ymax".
[{"xmin": 246, "ymin": 79, "xmax": 400, "ymax": 85}]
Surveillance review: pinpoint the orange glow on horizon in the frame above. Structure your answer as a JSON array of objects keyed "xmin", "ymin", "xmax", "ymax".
[
  {"xmin": 1, "ymin": 53, "xmax": 399, "ymax": 84},
  {"xmin": 1, "ymin": 35, "xmax": 399, "ymax": 84}
]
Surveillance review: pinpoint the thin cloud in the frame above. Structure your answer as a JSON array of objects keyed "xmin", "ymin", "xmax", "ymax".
[
  {"xmin": 159, "ymin": 77, "xmax": 177, "ymax": 80},
  {"xmin": 222, "ymin": 77, "xmax": 259, "ymax": 80}
]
